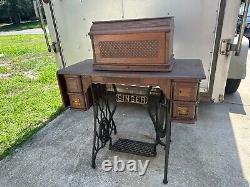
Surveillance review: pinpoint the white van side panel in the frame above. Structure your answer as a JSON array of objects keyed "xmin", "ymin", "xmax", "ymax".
[
  {"xmin": 212, "ymin": 0, "xmax": 241, "ymax": 102},
  {"xmin": 42, "ymin": 0, "xmax": 240, "ymax": 101}
]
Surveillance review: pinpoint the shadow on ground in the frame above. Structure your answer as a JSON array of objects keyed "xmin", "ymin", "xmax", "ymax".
[{"xmin": 0, "ymin": 21, "xmax": 41, "ymax": 32}]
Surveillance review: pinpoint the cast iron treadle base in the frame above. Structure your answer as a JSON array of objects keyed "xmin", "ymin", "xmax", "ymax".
[{"xmin": 110, "ymin": 138, "xmax": 157, "ymax": 157}]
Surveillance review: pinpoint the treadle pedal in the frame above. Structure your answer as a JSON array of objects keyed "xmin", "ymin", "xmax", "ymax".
[{"xmin": 110, "ymin": 138, "xmax": 157, "ymax": 157}]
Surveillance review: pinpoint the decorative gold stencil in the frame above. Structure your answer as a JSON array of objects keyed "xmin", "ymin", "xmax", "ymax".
[{"xmin": 177, "ymin": 107, "xmax": 189, "ymax": 116}]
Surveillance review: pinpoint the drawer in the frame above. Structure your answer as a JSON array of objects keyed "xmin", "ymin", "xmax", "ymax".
[
  {"xmin": 68, "ymin": 93, "xmax": 87, "ymax": 110},
  {"xmin": 65, "ymin": 75, "xmax": 82, "ymax": 93},
  {"xmin": 172, "ymin": 101, "xmax": 197, "ymax": 123},
  {"xmin": 173, "ymin": 82, "xmax": 198, "ymax": 101}
]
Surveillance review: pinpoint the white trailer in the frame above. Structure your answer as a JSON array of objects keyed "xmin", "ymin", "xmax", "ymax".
[{"xmin": 35, "ymin": 0, "xmax": 249, "ymax": 102}]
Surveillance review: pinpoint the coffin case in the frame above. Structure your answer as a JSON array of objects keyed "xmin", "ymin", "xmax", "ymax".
[{"xmin": 89, "ymin": 17, "xmax": 174, "ymax": 72}]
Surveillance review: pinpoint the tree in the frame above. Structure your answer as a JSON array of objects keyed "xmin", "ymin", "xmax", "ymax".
[{"xmin": 0, "ymin": 0, "xmax": 35, "ymax": 24}]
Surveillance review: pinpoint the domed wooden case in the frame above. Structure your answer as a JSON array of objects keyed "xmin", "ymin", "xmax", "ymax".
[{"xmin": 89, "ymin": 17, "xmax": 174, "ymax": 72}]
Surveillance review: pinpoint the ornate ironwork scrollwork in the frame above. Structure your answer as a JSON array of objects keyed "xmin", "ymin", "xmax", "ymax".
[{"xmin": 91, "ymin": 84, "xmax": 117, "ymax": 168}]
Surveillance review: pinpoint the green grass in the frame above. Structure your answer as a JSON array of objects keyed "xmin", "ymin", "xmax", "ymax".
[
  {"xmin": 0, "ymin": 35, "xmax": 64, "ymax": 159},
  {"xmin": 0, "ymin": 66, "xmax": 8, "ymax": 73},
  {"xmin": 0, "ymin": 21, "xmax": 41, "ymax": 32}
]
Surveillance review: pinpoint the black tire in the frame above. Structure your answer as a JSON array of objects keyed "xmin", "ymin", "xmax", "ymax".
[{"xmin": 225, "ymin": 79, "xmax": 241, "ymax": 94}]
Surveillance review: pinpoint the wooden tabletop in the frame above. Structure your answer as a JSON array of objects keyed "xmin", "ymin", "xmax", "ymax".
[{"xmin": 58, "ymin": 59, "xmax": 206, "ymax": 80}]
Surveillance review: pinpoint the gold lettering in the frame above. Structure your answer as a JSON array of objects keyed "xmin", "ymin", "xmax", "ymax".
[
  {"xmin": 125, "ymin": 95, "xmax": 130, "ymax": 103},
  {"xmin": 141, "ymin": 97, "xmax": 145, "ymax": 104},
  {"xmin": 116, "ymin": 94, "xmax": 148, "ymax": 104},
  {"xmin": 136, "ymin": 96, "xmax": 140, "ymax": 103},
  {"xmin": 131, "ymin": 96, "xmax": 135, "ymax": 103},
  {"xmin": 116, "ymin": 94, "xmax": 122, "ymax": 102}
]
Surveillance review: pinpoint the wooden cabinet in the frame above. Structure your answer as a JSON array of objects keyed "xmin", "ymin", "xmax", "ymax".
[
  {"xmin": 57, "ymin": 59, "xmax": 205, "ymax": 124},
  {"xmin": 89, "ymin": 17, "xmax": 174, "ymax": 72},
  {"xmin": 62, "ymin": 76, "xmax": 200, "ymax": 123},
  {"xmin": 171, "ymin": 80, "xmax": 200, "ymax": 123},
  {"xmin": 63, "ymin": 75, "xmax": 93, "ymax": 110}
]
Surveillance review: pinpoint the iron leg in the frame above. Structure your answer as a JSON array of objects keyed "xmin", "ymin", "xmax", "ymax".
[
  {"xmin": 91, "ymin": 111, "xmax": 97, "ymax": 168},
  {"xmin": 91, "ymin": 154, "xmax": 96, "ymax": 169},
  {"xmin": 163, "ymin": 100, "xmax": 171, "ymax": 184},
  {"xmin": 90, "ymin": 83, "xmax": 117, "ymax": 169},
  {"xmin": 170, "ymin": 121, "xmax": 172, "ymax": 143},
  {"xmin": 91, "ymin": 85, "xmax": 98, "ymax": 169},
  {"xmin": 163, "ymin": 119, "xmax": 170, "ymax": 184},
  {"xmin": 113, "ymin": 120, "xmax": 117, "ymax": 134}
]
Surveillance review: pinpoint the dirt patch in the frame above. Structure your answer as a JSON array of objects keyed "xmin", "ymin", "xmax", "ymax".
[
  {"xmin": 23, "ymin": 70, "xmax": 38, "ymax": 80},
  {"xmin": 0, "ymin": 57, "xmax": 12, "ymax": 68},
  {"xmin": 0, "ymin": 73, "xmax": 12, "ymax": 79}
]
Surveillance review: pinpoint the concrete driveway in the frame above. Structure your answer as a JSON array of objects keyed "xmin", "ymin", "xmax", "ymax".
[{"xmin": 0, "ymin": 56, "xmax": 250, "ymax": 187}]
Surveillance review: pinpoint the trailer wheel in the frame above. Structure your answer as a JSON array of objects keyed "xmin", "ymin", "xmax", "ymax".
[{"xmin": 225, "ymin": 79, "xmax": 241, "ymax": 94}]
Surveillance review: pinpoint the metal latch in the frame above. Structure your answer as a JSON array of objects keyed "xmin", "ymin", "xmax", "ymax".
[
  {"xmin": 219, "ymin": 39, "xmax": 237, "ymax": 56},
  {"xmin": 220, "ymin": 0, "xmax": 250, "ymax": 56}
]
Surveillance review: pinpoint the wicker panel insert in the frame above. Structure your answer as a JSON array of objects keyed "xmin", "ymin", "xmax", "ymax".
[{"xmin": 99, "ymin": 40, "xmax": 159, "ymax": 58}]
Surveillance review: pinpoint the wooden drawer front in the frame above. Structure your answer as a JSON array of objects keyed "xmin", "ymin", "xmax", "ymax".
[
  {"xmin": 68, "ymin": 93, "xmax": 86, "ymax": 110},
  {"xmin": 172, "ymin": 102, "xmax": 196, "ymax": 122},
  {"xmin": 65, "ymin": 75, "xmax": 82, "ymax": 93},
  {"xmin": 173, "ymin": 82, "xmax": 198, "ymax": 101}
]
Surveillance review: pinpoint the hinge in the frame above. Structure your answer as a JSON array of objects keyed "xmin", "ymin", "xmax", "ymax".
[
  {"xmin": 50, "ymin": 42, "xmax": 60, "ymax": 53},
  {"xmin": 219, "ymin": 39, "xmax": 237, "ymax": 56},
  {"xmin": 219, "ymin": 94, "xmax": 224, "ymax": 102}
]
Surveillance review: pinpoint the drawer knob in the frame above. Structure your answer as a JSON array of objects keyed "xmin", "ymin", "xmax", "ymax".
[
  {"xmin": 178, "ymin": 88, "xmax": 191, "ymax": 98},
  {"xmin": 73, "ymin": 98, "xmax": 81, "ymax": 106}
]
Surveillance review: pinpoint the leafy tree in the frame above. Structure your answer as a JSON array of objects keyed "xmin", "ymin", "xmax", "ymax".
[{"xmin": 0, "ymin": 0, "xmax": 35, "ymax": 24}]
